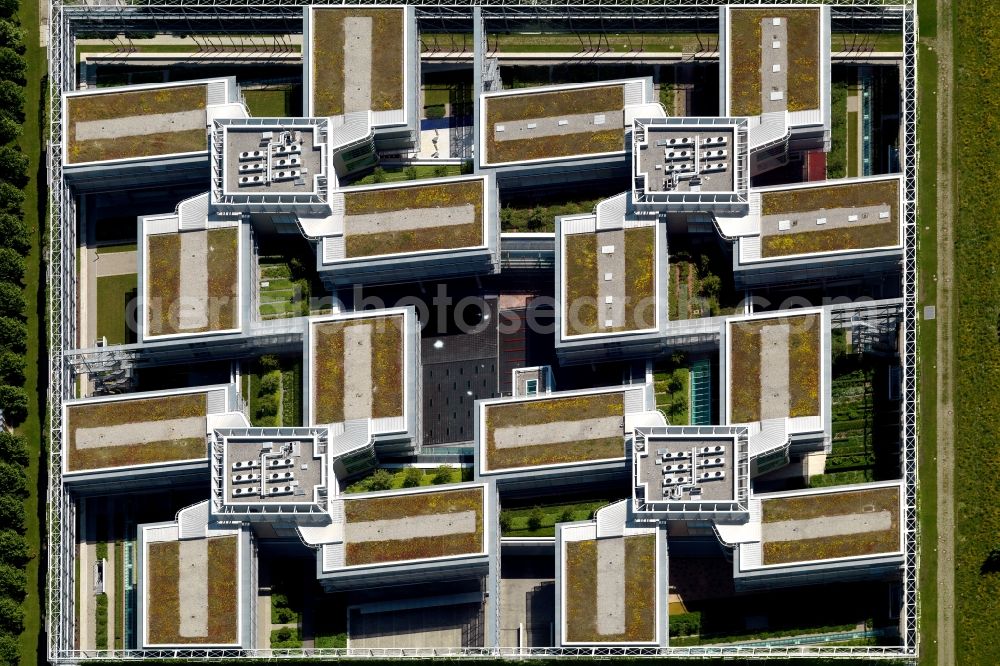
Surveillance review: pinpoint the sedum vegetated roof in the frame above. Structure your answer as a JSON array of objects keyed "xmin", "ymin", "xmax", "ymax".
[{"xmin": 67, "ymin": 84, "xmax": 208, "ymax": 164}]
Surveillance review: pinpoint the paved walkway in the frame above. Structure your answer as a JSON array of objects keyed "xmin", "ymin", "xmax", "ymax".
[
  {"xmin": 345, "ymin": 510, "xmax": 477, "ymax": 543},
  {"xmin": 93, "ymin": 250, "xmax": 137, "ymax": 278},
  {"xmin": 595, "ymin": 538, "xmax": 626, "ymax": 636},
  {"xmin": 75, "ymin": 416, "xmax": 205, "ymax": 449},
  {"xmin": 762, "ymin": 511, "xmax": 892, "ymax": 542},
  {"xmin": 493, "ymin": 416, "xmax": 621, "ymax": 449},
  {"xmin": 346, "ymin": 205, "xmax": 474, "ymax": 235}
]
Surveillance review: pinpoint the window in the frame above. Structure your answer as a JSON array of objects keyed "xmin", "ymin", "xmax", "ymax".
[{"xmin": 525, "ymin": 379, "xmax": 538, "ymax": 396}]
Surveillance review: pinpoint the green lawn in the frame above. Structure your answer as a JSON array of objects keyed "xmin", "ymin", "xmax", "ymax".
[
  {"xmin": 653, "ymin": 354, "xmax": 690, "ymax": 426},
  {"xmin": 831, "ymin": 31, "xmax": 905, "ymax": 54},
  {"xmin": 347, "ymin": 164, "xmax": 463, "ymax": 186},
  {"xmin": 96, "ymin": 243, "xmax": 136, "ymax": 254},
  {"xmin": 499, "ymin": 499, "xmax": 615, "ymax": 537},
  {"xmin": 952, "ymin": 2, "xmax": 1000, "ymax": 663},
  {"xmin": 244, "ymin": 88, "xmax": 293, "ymax": 118},
  {"xmin": 19, "ymin": 0, "xmax": 45, "ymax": 655},
  {"xmin": 343, "ymin": 467, "xmax": 472, "ymax": 494},
  {"xmin": 258, "ymin": 261, "xmax": 308, "ymax": 320},
  {"xmin": 242, "ymin": 355, "xmax": 302, "ymax": 427},
  {"xmin": 95, "ymin": 274, "xmax": 137, "ymax": 345},
  {"xmin": 828, "ymin": 81, "xmax": 849, "ymax": 179},
  {"xmin": 847, "ymin": 110, "xmax": 860, "ymax": 178}
]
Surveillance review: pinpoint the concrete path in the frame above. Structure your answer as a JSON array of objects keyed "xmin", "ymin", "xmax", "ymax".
[
  {"xmin": 346, "ymin": 204, "xmax": 474, "ymax": 236},
  {"xmin": 494, "ymin": 110, "xmax": 624, "ymax": 143},
  {"xmin": 761, "ymin": 510, "xmax": 893, "ymax": 542},
  {"xmin": 343, "ymin": 17, "xmax": 373, "ymax": 113},
  {"xmin": 75, "ymin": 109, "xmax": 205, "ymax": 141},
  {"xmin": 759, "ymin": 323, "xmax": 790, "ymax": 420},
  {"xmin": 493, "ymin": 416, "xmax": 622, "ymax": 449},
  {"xmin": 343, "ymin": 323, "xmax": 373, "ymax": 420},
  {"xmin": 178, "ymin": 231, "xmax": 209, "ymax": 331},
  {"xmin": 595, "ymin": 230, "xmax": 626, "ymax": 328},
  {"xmin": 759, "ymin": 16, "xmax": 789, "ymax": 113},
  {"xmin": 178, "ymin": 539, "xmax": 209, "ymax": 637},
  {"xmin": 75, "ymin": 416, "xmax": 205, "ymax": 449},
  {"xmin": 345, "ymin": 510, "xmax": 477, "ymax": 543},
  {"xmin": 595, "ymin": 538, "xmax": 626, "ymax": 636},
  {"xmin": 93, "ymin": 250, "xmax": 137, "ymax": 278}
]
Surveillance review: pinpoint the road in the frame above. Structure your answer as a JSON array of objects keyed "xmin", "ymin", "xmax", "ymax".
[{"xmin": 933, "ymin": 0, "xmax": 956, "ymax": 663}]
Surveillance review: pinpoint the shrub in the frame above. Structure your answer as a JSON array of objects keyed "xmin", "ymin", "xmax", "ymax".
[
  {"xmin": 0, "ymin": 248, "xmax": 23, "ymax": 284},
  {"xmin": 277, "ymin": 627, "xmax": 292, "ymax": 642},
  {"xmin": 498, "ymin": 512, "xmax": 512, "ymax": 532},
  {"xmin": 275, "ymin": 606, "xmax": 295, "ymax": 624},
  {"xmin": 526, "ymin": 207, "xmax": 545, "ymax": 231},
  {"xmin": 0, "ymin": 282, "xmax": 23, "ymax": 318},
  {"xmin": 366, "ymin": 468, "xmax": 393, "ymax": 491},
  {"xmin": 0, "ymin": 317, "xmax": 25, "ymax": 352},
  {"xmin": 0, "ymin": 385, "xmax": 27, "ymax": 424},
  {"xmin": 0, "ymin": 462, "xmax": 25, "ymax": 497},
  {"xmin": 0, "ymin": 563, "xmax": 25, "ymax": 600},
  {"xmin": 401, "ymin": 467, "xmax": 423, "ymax": 488},
  {"xmin": 669, "ymin": 611, "xmax": 702, "ymax": 637},
  {"xmin": 258, "ymin": 370, "xmax": 281, "ymax": 396},
  {"xmin": 0, "ymin": 529, "xmax": 30, "ymax": 565},
  {"xmin": 0, "ymin": 48, "xmax": 25, "ymax": 82},
  {"xmin": 0, "ymin": 82, "xmax": 22, "ymax": 119},
  {"xmin": 0, "ymin": 145, "xmax": 27, "ymax": 185},
  {"xmin": 0, "ymin": 432, "xmax": 27, "ymax": 465},
  {"xmin": 0, "ymin": 184, "xmax": 22, "ymax": 214},
  {"xmin": 371, "ymin": 167, "xmax": 386, "ymax": 183},
  {"xmin": 0, "ymin": 214, "xmax": 28, "ymax": 253},
  {"xmin": 0, "ymin": 351, "xmax": 22, "ymax": 385},
  {"xmin": 257, "ymin": 354, "xmax": 280, "ymax": 372},
  {"xmin": 527, "ymin": 506, "xmax": 544, "ymax": 531},
  {"xmin": 95, "ymin": 593, "xmax": 108, "ymax": 647},
  {"xmin": 0, "ymin": 496, "xmax": 23, "ymax": 534},
  {"xmin": 0, "ymin": 596, "xmax": 22, "ymax": 634},
  {"xmin": 433, "ymin": 165, "xmax": 450, "ymax": 178},
  {"xmin": 559, "ymin": 509, "xmax": 574, "ymax": 524},
  {"xmin": 0, "ymin": 633, "xmax": 15, "ymax": 666},
  {"xmin": 424, "ymin": 104, "xmax": 446, "ymax": 119},
  {"xmin": 431, "ymin": 465, "xmax": 453, "ymax": 485},
  {"xmin": 403, "ymin": 165, "xmax": 417, "ymax": 180},
  {"xmin": 254, "ymin": 393, "xmax": 278, "ymax": 419}
]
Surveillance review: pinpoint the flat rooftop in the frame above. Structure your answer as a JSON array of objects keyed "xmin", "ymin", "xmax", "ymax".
[
  {"xmin": 728, "ymin": 8, "xmax": 821, "ymax": 116},
  {"xmin": 66, "ymin": 83, "xmax": 208, "ymax": 164},
  {"xmin": 309, "ymin": 7, "xmax": 406, "ymax": 117},
  {"xmin": 223, "ymin": 126, "xmax": 324, "ymax": 195},
  {"xmin": 144, "ymin": 532, "xmax": 240, "ymax": 646},
  {"xmin": 483, "ymin": 84, "xmax": 626, "ymax": 165},
  {"xmin": 727, "ymin": 312, "xmax": 822, "ymax": 424},
  {"xmin": 65, "ymin": 389, "xmax": 216, "ymax": 472},
  {"xmin": 481, "ymin": 390, "xmax": 626, "ymax": 472},
  {"xmin": 758, "ymin": 178, "xmax": 901, "ymax": 258},
  {"xmin": 145, "ymin": 226, "xmax": 240, "ymax": 337},
  {"xmin": 635, "ymin": 437, "xmax": 735, "ymax": 503},
  {"xmin": 562, "ymin": 532, "xmax": 657, "ymax": 644},
  {"xmin": 342, "ymin": 178, "xmax": 486, "ymax": 259},
  {"xmin": 222, "ymin": 435, "xmax": 324, "ymax": 505},
  {"xmin": 637, "ymin": 127, "xmax": 735, "ymax": 194},
  {"xmin": 562, "ymin": 223, "xmax": 657, "ymax": 337},
  {"xmin": 309, "ymin": 313, "xmax": 406, "ymax": 426},
  {"xmin": 342, "ymin": 485, "xmax": 486, "ymax": 567},
  {"xmin": 760, "ymin": 484, "xmax": 901, "ymax": 565}
]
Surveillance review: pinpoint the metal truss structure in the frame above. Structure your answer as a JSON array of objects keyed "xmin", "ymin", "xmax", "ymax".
[{"xmin": 46, "ymin": 1, "xmax": 919, "ymax": 661}]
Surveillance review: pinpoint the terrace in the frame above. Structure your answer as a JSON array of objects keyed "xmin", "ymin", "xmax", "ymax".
[
  {"xmin": 561, "ymin": 217, "xmax": 658, "ymax": 338},
  {"xmin": 309, "ymin": 7, "xmax": 406, "ymax": 117},
  {"xmin": 340, "ymin": 485, "xmax": 486, "ymax": 567},
  {"xmin": 63, "ymin": 387, "xmax": 228, "ymax": 473},
  {"xmin": 339, "ymin": 178, "xmax": 486, "ymax": 259},
  {"xmin": 308, "ymin": 312, "xmax": 406, "ymax": 426},
  {"xmin": 65, "ymin": 82, "xmax": 209, "ymax": 164},
  {"xmin": 727, "ymin": 8, "xmax": 822, "ymax": 117},
  {"xmin": 727, "ymin": 312, "xmax": 823, "ymax": 424},
  {"xmin": 759, "ymin": 484, "xmax": 902, "ymax": 565},
  {"xmin": 559, "ymin": 511, "xmax": 660, "ymax": 645},
  {"xmin": 482, "ymin": 83, "xmax": 627, "ymax": 165},
  {"xmin": 757, "ymin": 178, "xmax": 902, "ymax": 259},
  {"xmin": 144, "ymin": 225, "xmax": 241, "ymax": 338},
  {"xmin": 479, "ymin": 387, "xmax": 646, "ymax": 473}
]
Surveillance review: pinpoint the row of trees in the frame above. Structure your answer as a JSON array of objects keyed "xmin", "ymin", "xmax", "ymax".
[{"xmin": 0, "ymin": 7, "xmax": 33, "ymax": 665}]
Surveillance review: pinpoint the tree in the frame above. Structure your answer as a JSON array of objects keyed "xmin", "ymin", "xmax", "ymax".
[
  {"xmin": 0, "ymin": 316, "xmax": 25, "ymax": 352},
  {"xmin": 254, "ymin": 393, "xmax": 278, "ymax": 419},
  {"xmin": 401, "ymin": 467, "xmax": 423, "ymax": 488},
  {"xmin": 0, "ymin": 183, "xmax": 23, "ymax": 214},
  {"xmin": 0, "ymin": 145, "xmax": 27, "ymax": 185},
  {"xmin": 700, "ymin": 274, "xmax": 721, "ymax": 301},
  {"xmin": 498, "ymin": 512, "xmax": 512, "ymax": 532},
  {"xmin": 0, "ymin": 214, "xmax": 28, "ymax": 253},
  {"xmin": 258, "ymin": 370, "xmax": 281, "ymax": 396},
  {"xmin": 526, "ymin": 206, "xmax": 545, "ymax": 231},
  {"xmin": 0, "ymin": 350, "xmax": 23, "ymax": 384},
  {"xmin": 0, "ymin": 384, "xmax": 28, "ymax": 424},
  {"xmin": 559, "ymin": 509, "xmax": 574, "ymax": 524},
  {"xmin": 366, "ymin": 468, "xmax": 393, "ymax": 491},
  {"xmin": 0, "ymin": 248, "xmax": 23, "ymax": 284},
  {"xmin": 0, "ymin": 432, "xmax": 27, "ymax": 465},
  {"xmin": 371, "ymin": 166, "xmax": 387, "ymax": 183},
  {"xmin": 0, "ymin": 81, "xmax": 22, "ymax": 119},
  {"xmin": 403, "ymin": 165, "xmax": 417, "ymax": 180},
  {"xmin": 0, "ymin": 529, "xmax": 30, "ymax": 565},
  {"xmin": 0, "ymin": 496, "xmax": 23, "ymax": 534},
  {"xmin": 527, "ymin": 506, "xmax": 544, "ymax": 531},
  {"xmin": 433, "ymin": 165, "xmax": 449, "ymax": 178},
  {"xmin": 0, "ymin": 48, "xmax": 25, "ymax": 83},
  {"xmin": 0, "ymin": 0, "xmax": 16, "ymax": 21},
  {"xmin": 0, "ymin": 462, "xmax": 25, "ymax": 497},
  {"xmin": 257, "ymin": 354, "xmax": 280, "ymax": 372},
  {"xmin": 0, "ymin": 633, "xmax": 15, "ymax": 666},
  {"xmin": 431, "ymin": 464, "xmax": 453, "ymax": 485},
  {"xmin": 0, "ymin": 115, "xmax": 18, "ymax": 144},
  {"xmin": 0, "ymin": 596, "xmax": 22, "ymax": 634},
  {"xmin": 0, "ymin": 563, "xmax": 24, "ymax": 600},
  {"xmin": 0, "ymin": 281, "xmax": 23, "ymax": 318},
  {"xmin": 0, "ymin": 21, "xmax": 24, "ymax": 54}
]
